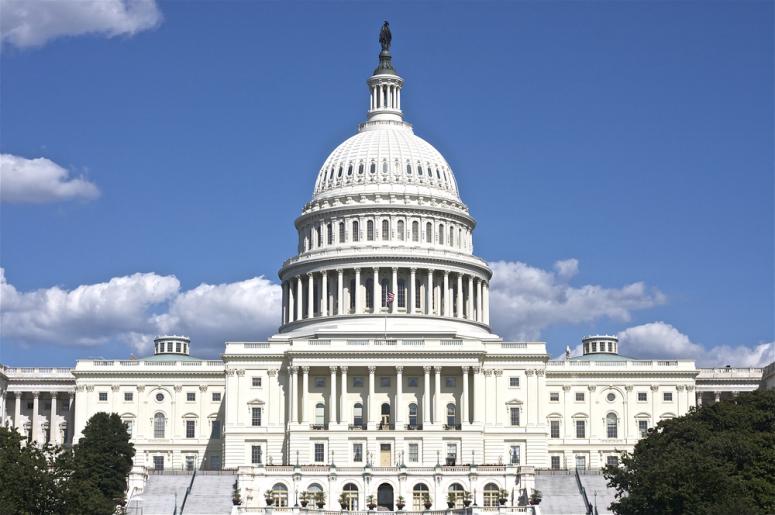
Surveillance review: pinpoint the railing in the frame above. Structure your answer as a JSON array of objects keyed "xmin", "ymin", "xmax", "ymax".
[
  {"xmin": 440, "ymin": 339, "xmax": 463, "ymax": 346},
  {"xmin": 310, "ymin": 424, "xmax": 329, "ymax": 431},
  {"xmin": 402, "ymin": 339, "xmax": 424, "ymax": 346},
  {"xmin": 404, "ymin": 424, "xmax": 423, "ymax": 430},
  {"xmin": 375, "ymin": 339, "xmax": 398, "ymax": 346},
  {"xmin": 348, "ymin": 424, "xmax": 368, "ymax": 431},
  {"xmin": 575, "ymin": 468, "xmax": 593, "ymax": 514},
  {"xmin": 443, "ymin": 424, "xmax": 462, "ymax": 431},
  {"xmin": 244, "ymin": 343, "xmax": 270, "ymax": 348},
  {"xmin": 179, "ymin": 468, "xmax": 196, "ymax": 513},
  {"xmin": 501, "ymin": 343, "xmax": 527, "ymax": 349},
  {"xmin": 346, "ymin": 340, "xmax": 369, "ymax": 346},
  {"xmin": 309, "ymin": 340, "xmax": 331, "ymax": 346}
]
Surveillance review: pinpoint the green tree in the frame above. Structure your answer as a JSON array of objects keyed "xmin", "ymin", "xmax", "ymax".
[{"xmin": 603, "ymin": 389, "xmax": 775, "ymax": 515}]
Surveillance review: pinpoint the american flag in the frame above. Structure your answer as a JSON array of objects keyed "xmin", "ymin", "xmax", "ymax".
[{"xmin": 386, "ymin": 291, "xmax": 395, "ymax": 305}]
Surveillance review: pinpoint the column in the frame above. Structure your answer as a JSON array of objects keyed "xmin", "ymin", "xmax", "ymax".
[
  {"xmin": 686, "ymin": 385, "xmax": 696, "ymax": 409},
  {"xmin": 493, "ymin": 370, "xmax": 502, "ymax": 426},
  {"xmin": 483, "ymin": 281, "xmax": 490, "ymax": 325},
  {"xmin": 434, "ymin": 367, "xmax": 442, "ymax": 425},
  {"xmin": 409, "ymin": 268, "xmax": 416, "ymax": 315},
  {"xmin": 340, "ymin": 367, "xmax": 348, "ymax": 426},
  {"xmin": 423, "ymin": 366, "xmax": 431, "ymax": 425},
  {"xmin": 296, "ymin": 276, "xmax": 303, "ymax": 321},
  {"xmin": 14, "ymin": 392, "xmax": 22, "ymax": 435},
  {"xmin": 476, "ymin": 279, "xmax": 483, "ymax": 322},
  {"xmin": 288, "ymin": 281, "xmax": 295, "ymax": 323},
  {"xmin": 354, "ymin": 268, "xmax": 362, "ymax": 314},
  {"xmin": 32, "ymin": 392, "xmax": 40, "ymax": 443},
  {"xmin": 321, "ymin": 271, "xmax": 328, "ymax": 317},
  {"xmin": 473, "ymin": 367, "xmax": 483, "ymax": 424},
  {"xmin": 395, "ymin": 366, "xmax": 404, "ymax": 427},
  {"xmin": 289, "ymin": 367, "xmax": 298, "ymax": 424},
  {"xmin": 282, "ymin": 281, "xmax": 288, "ymax": 324},
  {"xmin": 456, "ymin": 274, "xmax": 463, "ymax": 318},
  {"xmin": 467, "ymin": 276, "xmax": 474, "ymax": 320},
  {"xmin": 461, "ymin": 367, "xmax": 470, "ymax": 425},
  {"xmin": 368, "ymin": 366, "xmax": 376, "ymax": 427},
  {"xmin": 329, "ymin": 366, "xmax": 338, "ymax": 425},
  {"xmin": 266, "ymin": 371, "xmax": 275, "ymax": 425},
  {"xmin": 482, "ymin": 370, "xmax": 493, "ymax": 424},
  {"xmin": 676, "ymin": 385, "xmax": 685, "ymax": 415},
  {"xmin": 442, "ymin": 271, "xmax": 450, "ymax": 317},
  {"xmin": 301, "ymin": 367, "xmax": 310, "ymax": 424},
  {"xmin": 426, "ymin": 270, "xmax": 433, "ymax": 315},
  {"xmin": 337, "ymin": 269, "xmax": 344, "ymax": 315},
  {"xmin": 307, "ymin": 273, "xmax": 314, "ymax": 318},
  {"xmin": 624, "ymin": 385, "xmax": 633, "ymax": 440},
  {"xmin": 373, "ymin": 268, "xmax": 380, "ymax": 313},
  {"xmin": 66, "ymin": 393, "xmax": 74, "ymax": 444},
  {"xmin": 50, "ymin": 394, "xmax": 58, "ymax": 445},
  {"xmin": 391, "ymin": 267, "xmax": 398, "ymax": 313}
]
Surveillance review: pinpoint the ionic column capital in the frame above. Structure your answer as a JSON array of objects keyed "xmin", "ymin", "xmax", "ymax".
[
  {"xmin": 525, "ymin": 369, "xmax": 535, "ymax": 376},
  {"xmin": 624, "ymin": 385, "xmax": 634, "ymax": 391},
  {"xmin": 199, "ymin": 385, "xmax": 209, "ymax": 392},
  {"xmin": 267, "ymin": 369, "xmax": 279, "ymax": 377},
  {"xmin": 289, "ymin": 366, "xmax": 298, "ymax": 375},
  {"xmin": 483, "ymin": 369, "xmax": 493, "ymax": 376},
  {"xmin": 329, "ymin": 366, "xmax": 338, "ymax": 373},
  {"xmin": 111, "ymin": 385, "xmax": 120, "ymax": 392},
  {"xmin": 368, "ymin": 365, "xmax": 376, "ymax": 374},
  {"xmin": 423, "ymin": 365, "xmax": 432, "ymax": 373},
  {"xmin": 14, "ymin": 391, "xmax": 22, "ymax": 398},
  {"xmin": 301, "ymin": 366, "xmax": 310, "ymax": 374},
  {"xmin": 493, "ymin": 369, "xmax": 503, "ymax": 377},
  {"xmin": 461, "ymin": 366, "xmax": 471, "ymax": 373},
  {"xmin": 562, "ymin": 385, "xmax": 571, "ymax": 391},
  {"xmin": 340, "ymin": 366, "xmax": 349, "ymax": 373},
  {"xmin": 676, "ymin": 385, "xmax": 686, "ymax": 391},
  {"xmin": 395, "ymin": 365, "xmax": 404, "ymax": 373}
]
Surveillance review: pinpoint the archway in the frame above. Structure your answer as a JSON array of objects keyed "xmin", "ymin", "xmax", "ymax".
[{"xmin": 377, "ymin": 483, "xmax": 394, "ymax": 510}]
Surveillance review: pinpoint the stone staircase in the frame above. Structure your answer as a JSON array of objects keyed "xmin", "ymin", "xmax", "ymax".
[
  {"xmin": 128, "ymin": 473, "xmax": 191, "ymax": 515},
  {"xmin": 182, "ymin": 472, "xmax": 237, "ymax": 514},
  {"xmin": 578, "ymin": 473, "xmax": 618, "ymax": 514},
  {"xmin": 535, "ymin": 472, "xmax": 588, "ymax": 515}
]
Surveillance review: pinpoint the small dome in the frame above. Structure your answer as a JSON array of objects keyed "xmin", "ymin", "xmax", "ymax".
[{"xmin": 312, "ymin": 121, "xmax": 460, "ymax": 202}]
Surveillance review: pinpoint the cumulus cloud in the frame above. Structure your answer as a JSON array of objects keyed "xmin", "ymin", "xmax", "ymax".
[
  {"xmin": 0, "ymin": 269, "xmax": 282, "ymax": 356},
  {"xmin": 488, "ymin": 259, "xmax": 666, "ymax": 340},
  {"xmin": 617, "ymin": 321, "xmax": 775, "ymax": 367},
  {"xmin": 0, "ymin": 0, "xmax": 162, "ymax": 49},
  {"xmin": 0, "ymin": 154, "xmax": 100, "ymax": 203}
]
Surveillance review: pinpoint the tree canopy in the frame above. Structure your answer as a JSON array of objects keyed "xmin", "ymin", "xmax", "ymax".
[{"xmin": 603, "ymin": 389, "xmax": 775, "ymax": 515}]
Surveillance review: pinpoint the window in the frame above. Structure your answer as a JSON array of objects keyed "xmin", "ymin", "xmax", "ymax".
[
  {"xmin": 212, "ymin": 392, "xmax": 221, "ymax": 402},
  {"xmin": 176, "ymin": 341, "xmax": 182, "ymax": 353},
  {"xmin": 353, "ymin": 443, "xmax": 363, "ymax": 462},
  {"xmin": 575, "ymin": 455, "xmax": 586, "ymax": 470},
  {"xmin": 365, "ymin": 278, "xmax": 374, "ymax": 309},
  {"xmin": 438, "ymin": 224, "xmax": 444, "ymax": 244},
  {"xmin": 314, "ymin": 377, "xmax": 325, "ymax": 388},
  {"xmin": 251, "ymin": 407, "xmax": 262, "ymax": 427},
  {"xmin": 154, "ymin": 413, "xmax": 165, "ymax": 438},
  {"xmin": 380, "ymin": 279, "xmax": 390, "ymax": 307},
  {"xmin": 343, "ymin": 483, "xmax": 359, "ymax": 511},
  {"xmin": 167, "ymin": 342, "xmax": 173, "ymax": 352},
  {"xmin": 606, "ymin": 456, "xmax": 619, "ymax": 467},
  {"xmin": 397, "ymin": 279, "xmax": 406, "ymax": 307},
  {"xmin": 509, "ymin": 377, "xmax": 520, "ymax": 387},
  {"xmin": 27, "ymin": 402, "xmax": 33, "ymax": 409},
  {"xmin": 575, "ymin": 392, "xmax": 585, "ymax": 402},
  {"xmin": 606, "ymin": 413, "xmax": 618, "ymax": 438},
  {"xmin": 381, "ymin": 219, "xmax": 389, "ymax": 240},
  {"xmin": 446, "ymin": 403, "xmax": 456, "ymax": 426},
  {"xmin": 509, "ymin": 445, "xmax": 520, "ymax": 465},
  {"xmin": 408, "ymin": 443, "xmax": 419, "ymax": 462},
  {"xmin": 381, "ymin": 403, "xmax": 391, "ymax": 426},
  {"xmin": 397, "ymin": 220, "xmax": 405, "ymax": 240},
  {"xmin": 447, "ymin": 483, "xmax": 464, "ymax": 508},
  {"xmin": 314, "ymin": 443, "xmax": 325, "ymax": 463},
  {"xmin": 408, "ymin": 377, "xmax": 418, "ymax": 387},
  {"xmin": 272, "ymin": 484, "xmax": 289, "ymax": 507},
  {"xmin": 412, "ymin": 221, "xmax": 419, "ymax": 241},
  {"xmin": 211, "ymin": 420, "xmax": 221, "ymax": 439},
  {"xmin": 98, "ymin": 392, "xmax": 108, "ymax": 402},
  {"xmin": 408, "ymin": 403, "xmax": 418, "ymax": 427},
  {"xmin": 352, "ymin": 220, "xmax": 359, "ymax": 242},
  {"xmin": 446, "ymin": 443, "xmax": 458, "ymax": 465},
  {"xmin": 327, "ymin": 223, "xmax": 333, "ymax": 244},
  {"xmin": 549, "ymin": 392, "xmax": 559, "ymax": 402},
  {"xmin": 483, "ymin": 483, "xmax": 499, "ymax": 507},
  {"xmin": 446, "ymin": 377, "xmax": 457, "ymax": 387},
  {"xmin": 153, "ymin": 455, "xmax": 164, "ymax": 471},
  {"xmin": 156, "ymin": 393, "xmax": 164, "ymax": 402},
  {"xmin": 415, "ymin": 279, "xmax": 422, "ymax": 309},
  {"xmin": 449, "ymin": 225, "xmax": 454, "ymax": 246},
  {"xmin": 638, "ymin": 420, "xmax": 649, "ymax": 437},
  {"xmin": 413, "ymin": 484, "xmax": 430, "ymax": 510},
  {"xmin": 575, "ymin": 420, "xmax": 586, "ymax": 438},
  {"xmin": 550, "ymin": 456, "xmax": 561, "ymax": 470},
  {"xmin": 425, "ymin": 222, "xmax": 432, "ymax": 243},
  {"xmin": 637, "ymin": 392, "xmax": 647, "ymax": 402},
  {"xmin": 339, "ymin": 222, "xmax": 345, "ymax": 243},
  {"xmin": 251, "ymin": 445, "xmax": 263, "ymax": 465},
  {"xmin": 187, "ymin": 392, "xmax": 196, "ymax": 402},
  {"xmin": 124, "ymin": 392, "xmax": 133, "ymax": 402},
  {"xmin": 315, "ymin": 403, "xmax": 325, "ymax": 426},
  {"xmin": 367, "ymin": 220, "xmax": 374, "ymax": 241},
  {"xmin": 124, "ymin": 419, "xmax": 133, "ymax": 437},
  {"xmin": 252, "ymin": 377, "xmax": 262, "ymax": 387},
  {"xmin": 606, "ymin": 392, "xmax": 616, "ymax": 402},
  {"xmin": 380, "ymin": 377, "xmax": 391, "ymax": 387},
  {"xmin": 186, "ymin": 420, "xmax": 195, "ymax": 438},
  {"xmin": 510, "ymin": 407, "xmax": 520, "ymax": 426},
  {"xmin": 353, "ymin": 403, "xmax": 363, "ymax": 427},
  {"xmin": 663, "ymin": 392, "xmax": 673, "ymax": 402},
  {"xmin": 550, "ymin": 420, "xmax": 560, "ymax": 438},
  {"xmin": 352, "ymin": 377, "xmax": 364, "ymax": 387}
]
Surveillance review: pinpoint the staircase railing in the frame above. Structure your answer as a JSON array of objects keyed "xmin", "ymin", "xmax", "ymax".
[
  {"xmin": 575, "ymin": 468, "xmax": 593, "ymax": 515},
  {"xmin": 178, "ymin": 468, "xmax": 197, "ymax": 514}
]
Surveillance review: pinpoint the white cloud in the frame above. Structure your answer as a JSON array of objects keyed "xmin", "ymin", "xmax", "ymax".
[
  {"xmin": 488, "ymin": 259, "xmax": 666, "ymax": 340},
  {"xmin": 0, "ymin": 0, "xmax": 162, "ymax": 49},
  {"xmin": 617, "ymin": 321, "xmax": 775, "ymax": 367},
  {"xmin": 0, "ymin": 154, "xmax": 100, "ymax": 203}
]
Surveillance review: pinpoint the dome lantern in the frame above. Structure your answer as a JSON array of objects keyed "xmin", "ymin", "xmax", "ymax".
[{"xmin": 367, "ymin": 21, "xmax": 404, "ymax": 123}]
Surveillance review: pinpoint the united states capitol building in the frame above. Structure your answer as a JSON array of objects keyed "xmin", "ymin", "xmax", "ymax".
[{"xmin": 2, "ymin": 25, "xmax": 772, "ymax": 514}]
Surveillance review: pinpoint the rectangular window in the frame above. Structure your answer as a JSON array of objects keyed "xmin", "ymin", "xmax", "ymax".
[
  {"xmin": 185, "ymin": 456, "xmax": 195, "ymax": 471},
  {"xmin": 575, "ymin": 392, "xmax": 585, "ymax": 402},
  {"xmin": 124, "ymin": 392, "xmax": 133, "ymax": 402},
  {"xmin": 27, "ymin": 402, "xmax": 33, "ymax": 410},
  {"xmin": 446, "ymin": 443, "xmax": 457, "ymax": 462},
  {"xmin": 212, "ymin": 392, "xmax": 222, "ymax": 402},
  {"xmin": 445, "ymin": 377, "xmax": 457, "ymax": 387},
  {"xmin": 637, "ymin": 392, "xmax": 647, "ymax": 402},
  {"xmin": 509, "ymin": 445, "xmax": 520, "ymax": 465},
  {"xmin": 251, "ymin": 407, "xmax": 262, "ymax": 427},
  {"xmin": 187, "ymin": 392, "xmax": 196, "ymax": 402},
  {"xmin": 98, "ymin": 392, "xmax": 108, "ymax": 402},
  {"xmin": 353, "ymin": 443, "xmax": 363, "ymax": 462},
  {"xmin": 575, "ymin": 455, "xmax": 586, "ymax": 470},
  {"xmin": 251, "ymin": 445, "xmax": 263, "ymax": 465},
  {"xmin": 211, "ymin": 420, "xmax": 221, "ymax": 439},
  {"xmin": 353, "ymin": 377, "xmax": 364, "ymax": 387},
  {"xmin": 153, "ymin": 456, "xmax": 164, "ymax": 471},
  {"xmin": 176, "ymin": 342, "xmax": 182, "ymax": 353},
  {"xmin": 315, "ymin": 377, "xmax": 325, "ymax": 388},
  {"xmin": 550, "ymin": 420, "xmax": 560, "ymax": 438},
  {"xmin": 638, "ymin": 420, "xmax": 649, "ymax": 437},
  {"xmin": 252, "ymin": 377, "xmax": 262, "ymax": 387},
  {"xmin": 663, "ymin": 392, "xmax": 673, "ymax": 402},
  {"xmin": 549, "ymin": 392, "xmax": 559, "ymax": 402},
  {"xmin": 186, "ymin": 420, "xmax": 195, "ymax": 438},
  {"xmin": 550, "ymin": 456, "xmax": 561, "ymax": 470},
  {"xmin": 510, "ymin": 407, "xmax": 520, "ymax": 426},
  {"xmin": 380, "ymin": 377, "xmax": 390, "ymax": 387},
  {"xmin": 408, "ymin": 443, "xmax": 419, "ymax": 463},
  {"xmin": 509, "ymin": 377, "xmax": 519, "ymax": 387},
  {"xmin": 408, "ymin": 377, "xmax": 418, "ymax": 387},
  {"xmin": 314, "ymin": 443, "xmax": 325, "ymax": 463},
  {"xmin": 606, "ymin": 456, "xmax": 619, "ymax": 467},
  {"xmin": 124, "ymin": 420, "xmax": 133, "ymax": 437},
  {"xmin": 576, "ymin": 420, "xmax": 586, "ymax": 438}
]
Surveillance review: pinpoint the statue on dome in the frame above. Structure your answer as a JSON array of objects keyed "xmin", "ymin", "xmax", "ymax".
[{"xmin": 379, "ymin": 21, "xmax": 392, "ymax": 51}]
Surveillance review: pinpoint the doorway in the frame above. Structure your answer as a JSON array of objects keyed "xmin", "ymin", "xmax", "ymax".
[
  {"xmin": 377, "ymin": 483, "xmax": 394, "ymax": 510},
  {"xmin": 380, "ymin": 443, "xmax": 392, "ymax": 466}
]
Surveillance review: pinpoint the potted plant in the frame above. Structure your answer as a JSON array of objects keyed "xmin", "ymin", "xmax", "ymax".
[
  {"xmin": 529, "ymin": 489, "xmax": 542, "ymax": 506},
  {"xmin": 232, "ymin": 480, "xmax": 242, "ymax": 506},
  {"xmin": 396, "ymin": 495, "xmax": 406, "ymax": 511},
  {"xmin": 339, "ymin": 492, "xmax": 349, "ymax": 510},
  {"xmin": 498, "ymin": 489, "xmax": 508, "ymax": 506},
  {"xmin": 300, "ymin": 491, "xmax": 309, "ymax": 508},
  {"xmin": 463, "ymin": 491, "xmax": 472, "ymax": 507},
  {"xmin": 423, "ymin": 495, "xmax": 433, "ymax": 510},
  {"xmin": 265, "ymin": 489, "xmax": 275, "ymax": 506},
  {"xmin": 447, "ymin": 492, "xmax": 456, "ymax": 509},
  {"xmin": 367, "ymin": 495, "xmax": 377, "ymax": 510},
  {"xmin": 315, "ymin": 491, "xmax": 326, "ymax": 509}
]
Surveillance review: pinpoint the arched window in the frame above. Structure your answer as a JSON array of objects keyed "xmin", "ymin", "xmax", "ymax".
[
  {"xmin": 412, "ymin": 484, "xmax": 430, "ymax": 511},
  {"xmin": 370, "ymin": 162, "xmax": 376, "ymax": 174},
  {"xmin": 316, "ymin": 226, "xmax": 322, "ymax": 247},
  {"xmin": 315, "ymin": 403, "xmax": 325, "ymax": 426},
  {"xmin": 438, "ymin": 224, "xmax": 444, "ymax": 245},
  {"xmin": 412, "ymin": 221, "xmax": 419, "ymax": 242},
  {"xmin": 408, "ymin": 403, "xmax": 418, "ymax": 428},
  {"xmin": 448, "ymin": 484, "xmax": 465, "ymax": 508},
  {"xmin": 458, "ymin": 228, "xmax": 462, "ymax": 248},
  {"xmin": 343, "ymin": 483, "xmax": 359, "ymax": 510},
  {"xmin": 483, "ymin": 483, "xmax": 500, "ymax": 507},
  {"xmin": 397, "ymin": 279, "xmax": 406, "ymax": 308},
  {"xmin": 367, "ymin": 220, "xmax": 375, "ymax": 241},
  {"xmin": 417, "ymin": 165, "xmax": 423, "ymax": 176},
  {"xmin": 353, "ymin": 403, "xmax": 363, "ymax": 427},
  {"xmin": 425, "ymin": 222, "xmax": 432, "ymax": 243},
  {"xmin": 337, "ymin": 167, "xmax": 342, "ymax": 178},
  {"xmin": 308, "ymin": 483, "xmax": 323, "ymax": 496},
  {"xmin": 446, "ymin": 403, "xmax": 457, "ymax": 427},
  {"xmin": 406, "ymin": 163, "xmax": 412, "ymax": 174},
  {"xmin": 449, "ymin": 226, "xmax": 454, "ymax": 246},
  {"xmin": 272, "ymin": 483, "xmax": 289, "ymax": 507},
  {"xmin": 382, "ymin": 161, "xmax": 388, "ymax": 173},
  {"xmin": 381, "ymin": 279, "xmax": 390, "ymax": 307},
  {"xmin": 365, "ymin": 279, "xmax": 374, "ymax": 309},
  {"xmin": 347, "ymin": 165, "xmax": 353, "ymax": 176},
  {"xmin": 339, "ymin": 222, "xmax": 345, "ymax": 243},
  {"xmin": 382, "ymin": 220, "xmax": 389, "ymax": 240},
  {"xmin": 359, "ymin": 164, "xmax": 364, "ymax": 174},
  {"xmin": 381, "ymin": 402, "xmax": 391, "ymax": 427},
  {"xmin": 607, "ymin": 413, "xmax": 618, "ymax": 438},
  {"xmin": 397, "ymin": 220, "xmax": 405, "ymax": 241},
  {"xmin": 352, "ymin": 221, "xmax": 360, "ymax": 242},
  {"xmin": 153, "ymin": 413, "xmax": 165, "ymax": 439},
  {"xmin": 327, "ymin": 223, "xmax": 333, "ymax": 245}
]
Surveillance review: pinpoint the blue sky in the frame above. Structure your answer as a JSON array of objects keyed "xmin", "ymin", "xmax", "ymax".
[{"xmin": 1, "ymin": 0, "xmax": 773, "ymax": 367}]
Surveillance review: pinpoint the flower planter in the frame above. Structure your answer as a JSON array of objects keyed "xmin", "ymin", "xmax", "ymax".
[
  {"xmin": 424, "ymin": 502, "xmax": 433, "ymax": 510},
  {"xmin": 498, "ymin": 499, "xmax": 507, "ymax": 506},
  {"xmin": 463, "ymin": 500, "xmax": 471, "ymax": 507},
  {"xmin": 317, "ymin": 502, "xmax": 325, "ymax": 509},
  {"xmin": 368, "ymin": 504, "xmax": 377, "ymax": 511},
  {"xmin": 447, "ymin": 502, "xmax": 455, "ymax": 509},
  {"xmin": 301, "ymin": 501, "xmax": 308, "ymax": 508}
]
